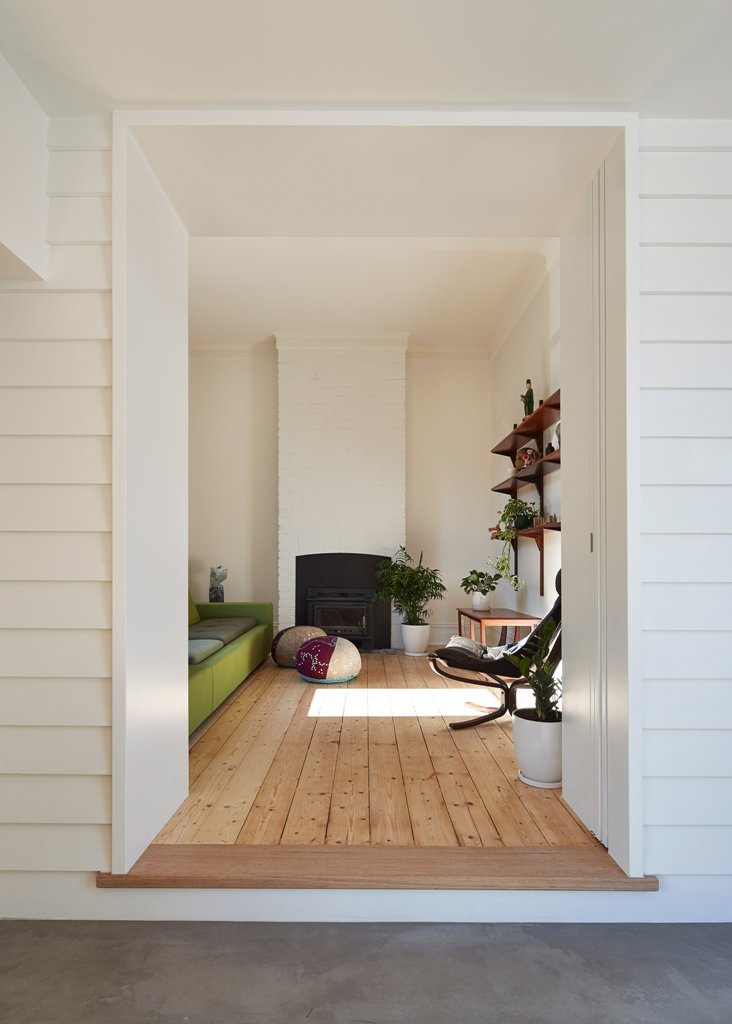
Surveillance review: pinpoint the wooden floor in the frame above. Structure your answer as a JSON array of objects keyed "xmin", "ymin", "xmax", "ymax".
[
  {"xmin": 154, "ymin": 651, "xmax": 596, "ymax": 850},
  {"xmin": 99, "ymin": 652, "xmax": 657, "ymax": 890}
]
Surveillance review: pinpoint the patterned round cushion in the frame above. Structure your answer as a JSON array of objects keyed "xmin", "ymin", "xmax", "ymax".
[
  {"xmin": 295, "ymin": 635, "xmax": 362, "ymax": 684},
  {"xmin": 271, "ymin": 625, "xmax": 327, "ymax": 668}
]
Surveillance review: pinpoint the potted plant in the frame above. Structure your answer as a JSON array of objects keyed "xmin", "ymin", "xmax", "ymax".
[
  {"xmin": 375, "ymin": 546, "xmax": 446, "ymax": 656},
  {"xmin": 460, "ymin": 568, "xmax": 502, "ymax": 611},
  {"xmin": 489, "ymin": 496, "xmax": 538, "ymax": 590},
  {"xmin": 504, "ymin": 621, "xmax": 562, "ymax": 788}
]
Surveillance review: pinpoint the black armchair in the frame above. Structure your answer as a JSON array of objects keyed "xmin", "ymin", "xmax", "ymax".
[{"xmin": 429, "ymin": 571, "xmax": 561, "ymax": 730}]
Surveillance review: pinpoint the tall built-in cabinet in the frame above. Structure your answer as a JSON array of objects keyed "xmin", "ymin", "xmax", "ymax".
[{"xmin": 491, "ymin": 388, "xmax": 560, "ymax": 595}]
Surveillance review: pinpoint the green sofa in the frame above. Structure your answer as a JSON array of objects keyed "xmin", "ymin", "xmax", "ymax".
[{"xmin": 188, "ymin": 594, "xmax": 273, "ymax": 734}]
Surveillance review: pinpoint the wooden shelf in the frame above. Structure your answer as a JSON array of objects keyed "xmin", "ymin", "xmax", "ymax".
[
  {"xmin": 492, "ymin": 451, "xmax": 561, "ymax": 496},
  {"xmin": 491, "ymin": 388, "xmax": 561, "ymax": 460},
  {"xmin": 490, "ymin": 389, "xmax": 561, "ymax": 596}
]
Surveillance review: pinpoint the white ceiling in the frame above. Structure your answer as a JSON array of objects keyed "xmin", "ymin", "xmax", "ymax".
[
  {"xmin": 188, "ymin": 237, "xmax": 546, "ymax": 351},
  {"xmin": 0, "ymin": 0, "xmax": 730, "ymax": 116},
  {"xmin": 134, "ymin": 125, "xmax": 618, "ymax": 238}
]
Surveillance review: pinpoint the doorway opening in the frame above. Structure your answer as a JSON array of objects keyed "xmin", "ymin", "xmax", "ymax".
[{"xmin": 109, "ymin": 110, "xmax": 642, "ymax": 880}]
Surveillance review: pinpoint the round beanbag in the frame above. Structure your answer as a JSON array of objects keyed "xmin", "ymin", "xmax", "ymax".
[
  {"xmin": 296, "ymin": 635, "xmax": 362, "ymax": 684},
  {"xmin": 271, "ymin": 625, "xmax": 327, "ymax": 668}
]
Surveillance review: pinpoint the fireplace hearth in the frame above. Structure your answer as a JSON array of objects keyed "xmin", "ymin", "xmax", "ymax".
[{"xmin": 296, "ymin": 553, "xmax": 391, "ymax": 651}]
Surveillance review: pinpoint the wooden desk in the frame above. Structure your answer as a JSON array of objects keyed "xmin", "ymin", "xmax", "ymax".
[{"xmin": 456, "ymin": 607, "xmax": 543, "ymax": 646}]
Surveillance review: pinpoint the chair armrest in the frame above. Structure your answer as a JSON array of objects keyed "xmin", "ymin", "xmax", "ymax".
[{"xmin": 196, "ymin": 602, "xmax": 273, "ymax": 627}]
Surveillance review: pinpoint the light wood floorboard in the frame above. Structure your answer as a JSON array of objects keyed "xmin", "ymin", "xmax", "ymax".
[{"xmin": 155, "ymin": 652, "xmax": 600, "ymax": 851}]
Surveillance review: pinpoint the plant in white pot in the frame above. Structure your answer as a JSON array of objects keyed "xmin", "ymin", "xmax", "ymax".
[
  {"xmin": 460, "ymin": 568, "xmax": 502, "ymax": 611},
  {"xmin": 375, "ymin": 547, "xmax": 446, "ymax": 656},
  {"xmin": 504, "ymin": 622, "xmax": 562, "ymax": 788}
]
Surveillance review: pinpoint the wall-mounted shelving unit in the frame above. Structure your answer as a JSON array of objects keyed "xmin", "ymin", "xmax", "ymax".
[{"xmin": 491, "ymin": 388, "xmax": 561, "ymax": 595}]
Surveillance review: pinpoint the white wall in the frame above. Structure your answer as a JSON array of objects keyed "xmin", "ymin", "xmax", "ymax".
[
  {"xmin": 0, "ymin": 54, "xmax": 49, "ymax": 279},
  {"xmin": 639, "ymin": 120, "xmax": 732, "ymax": 877},
  {"xmin": 114, "ymin": 135, "xmax": 190, "ymax": 871},
  {"xmin": 188, "ymin": 346, "xmax": 278, "ymax": 605},
  {"xmin": 0, "ymin": 116, "xmax": 112, "ymax": 872},
  {"xmin": 406, "ymin": 353, "xmax": 494, "ymax": 645},
  {"xmin": 276, "ymin": 335, "xmax": 407, "ymax": 636},
  {"xmin": 488, "ymin": 248, "xmax": 561, "ymax": 619}
]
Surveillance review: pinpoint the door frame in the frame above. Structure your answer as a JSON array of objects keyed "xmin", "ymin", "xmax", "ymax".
[{"xmin": 112, "ymin": 109, "xmax": 642, "ymax": 876}]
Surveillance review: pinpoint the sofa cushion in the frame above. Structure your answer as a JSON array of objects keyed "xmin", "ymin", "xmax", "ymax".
[
  {"xmin": 188, "ymin": 616, "xmax": 258, "ymax": 645},
  {"xmin": 188, "ymin": 638, "xmax": 225, "ymax": 665},
  {"xmin": 188, "ymin": 592, "xmax": 201, "ymax": 626}
]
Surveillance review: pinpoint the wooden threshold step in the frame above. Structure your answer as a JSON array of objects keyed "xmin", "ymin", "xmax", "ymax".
[{"xmin": 98, "ymin": 844, "xmax": 658, "ymax": 892}]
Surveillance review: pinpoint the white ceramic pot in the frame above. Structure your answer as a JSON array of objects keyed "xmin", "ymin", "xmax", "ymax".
[
  {"xmin": 511, "ymin": 710, "xmax": 562, "ymax": 788},
  {"xmin": 471, "ymin": 592, "xmax": 492, "ymax": 611},
  {"xmin": 401, "ymin": 623, "xmax": 431, "ymax": 657}
]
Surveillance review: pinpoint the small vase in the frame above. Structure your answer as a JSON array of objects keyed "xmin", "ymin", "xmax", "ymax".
[{"xmin": 471, "ymin": 592, "xmax": 491, "ymax": 611}]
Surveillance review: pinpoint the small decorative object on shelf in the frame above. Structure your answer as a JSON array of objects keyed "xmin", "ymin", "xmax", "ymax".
[
  {"xmin": 545, "ymin": 442, "xmax": 555, "ymax": 456},
  {"xmin": 209, "ymin": 565, "xmax": 228, "ymax": 602},
  {"xmin": 520, "ymin": 378, "xmax": 535, "ymax": 419},
  {"xmin": 555, "ymin": 421, "xmax": 561, "ymax": 447}
]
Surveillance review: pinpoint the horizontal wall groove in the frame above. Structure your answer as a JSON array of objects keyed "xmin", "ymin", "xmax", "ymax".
[
  {"xmin": 640, "ymin": 194, "xmax": 732, "ymax": 201},
  {"xmin": 640, "ymin": 339, "xmax": 732, "ymax": 345},
  {"xmin": 640, "ymin": 243, "xmax": 732, "ymax": 248},
  {"xmin": 640, "ymin": 291, "xmax": 732, "ymax": 297},
  {"xmin": 640, "ymin": 147, "xmax": 732, "ymax": 154}
]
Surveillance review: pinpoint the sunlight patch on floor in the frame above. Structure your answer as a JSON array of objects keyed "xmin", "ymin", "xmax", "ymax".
[{"xmin": 307, "ymin": 686, "xmax": 501, "ymax": 718}]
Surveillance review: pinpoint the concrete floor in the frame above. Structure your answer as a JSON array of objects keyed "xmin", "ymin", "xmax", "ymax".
[{"xmin": 1, "ymin": 922, "xmax": 731, "ymax": 1024}]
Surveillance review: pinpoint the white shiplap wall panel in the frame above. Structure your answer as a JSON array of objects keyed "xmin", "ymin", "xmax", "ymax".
[
  {"xmin": 0, "ymin": 726, "xmax": 111, "ymax": 774},
  {"xmin": 0, "ymin": 824, "xmax": 110, "ymax": 871},
  {"xmin": 0, "ymin": 485, "xmax": 111, "ymax": 531},
  {"xmin": 46, "ymin": 197, "xmax": 112, "ymax": 244},
  {"xmin": 0, "ymin": 291, "xmax": 111, "ymax": 339},
  {"xmin": 640, "ymin": 151, "xmax": 732, "ymax": 196},
  {"xmin": 642, "ymin": 631, "xmax": 732, "ymax": 679},
  {"xmin": 640, "ymin": 120, "xmax": 732, "ymax": 149},
  {"xmin": 643, "ymin": 729, "xmax": 732, "ymax": 777},
  {"xmin": 0, "ymin": 775, "xmax": 111, "ymax": 823},
  {"xmin": 645, "ymin": 779, "xmax": 732, "ymax": 826},
  {"xmin": 0, "ymin": 245, "xmax": 112, "ymax": 292},
  {"xmin": 47, "ymin": 117, "xmax": 112, "ymax": 150},
  {"xmin": 640, "ymin": 124, "xmax": 732, "ymax": 887},
  {"xmin": 641, "ymin": 584, "xmax": 732, "ymax": 631},
  {"xmin": 642, "ymin": 535, "xmax": 732, "ymax": 582},
  {"xmin": 0, "ymin": 532, "xmax": 111, "ymax": 581},
  {"xmin": 1, "ymin": 629, "xmax": 111, "ymax": 678},
  {"xmin": 640, "ymin": 344, "xmax": 732, "ymax": 389},
  {"xmin": 644, "ymin": 827, "xmax": 732, "ymax": 875},
  {"xmin": 47, "ymin": 150, "xmax": 112, "ymax": 196},
  {"xmin": 0, "ymin": 339, "xmax": 111, "ymax": 385},
  {"xmin": 0, "ymin": 581, "xmax": 112, "ymax": 629},
  {"xmin": 640, "ymin": 295, "xmax": 732, "ymax": 342},
  {"xmin": 0, "ymin": 387, "xmax": 111, "ymax": 435},
  {"xmin": 641, "ymin": 439, "xmax": 732, "ymax": 484},
  {"xmin": 0, "ymin": 118, "xmax": 112, "ymax": 873},
  {"xmin": 642, "ymin": 680, "xmax": 732, "ymax": 729},
  {"xmin": 0, "ymin": 436, "xmax": 111, "ymax": 483},
  {"xmin": 642, "ymin": 486, "xmax": 732, "ymax": 533},
  {"xmin": 0, "ymin": 678, "xmax": 111, "ymax": 726},
  {"xmin": 640, "ymin": 198, "xmax": 732, "ymax": 245},
  {"xmin": 640, "ymin": 247, "xmax": 732, "ymax": 294},
  {"xmin": 641, "ymin": 390, "xmax": 732, "ymax": 437}
]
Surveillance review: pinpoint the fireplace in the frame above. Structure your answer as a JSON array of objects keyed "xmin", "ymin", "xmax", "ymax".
[{"xmin": 296, "ymin": 553, "xmax": 391, "ymax": 651}]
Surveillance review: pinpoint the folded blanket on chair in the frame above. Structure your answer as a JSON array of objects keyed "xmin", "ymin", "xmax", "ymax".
[{"xmin": 444, "ymin": 635, "xmax": 506, "ymax": 660}]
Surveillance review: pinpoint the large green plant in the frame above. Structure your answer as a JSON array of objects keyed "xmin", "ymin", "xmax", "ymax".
[
  {"xmin": 504, "ymin": 621, "xmax": 562, "ymax": 722},
  {"xmin": 374, "ymin": 547, "xmax": 446, "ymax": 626}
]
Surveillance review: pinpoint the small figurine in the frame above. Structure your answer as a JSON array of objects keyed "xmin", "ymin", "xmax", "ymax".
[
  {"xmin": 545, "ymin": 442, "xmax": 555, "ymax": 456},
  {"xmin": 209, "ymin": 565, "xmax": 228, "ymax": 602},
  {"xmin": 521, "ymin": 379, "xmax": 534, "ymax": 418}
]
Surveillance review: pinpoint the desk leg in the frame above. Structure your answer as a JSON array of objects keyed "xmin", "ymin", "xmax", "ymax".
[{"xmin": 499, "ymin": 626, "xmax": 507, "ymax": 646}]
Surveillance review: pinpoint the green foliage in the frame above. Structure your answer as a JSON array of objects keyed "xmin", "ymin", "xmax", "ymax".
[
  {"xmin": 504, "ymin": 621, "xmax": 562, "ymax": 722},
  {"xmin": 489, "ymin": 497, "xmax": 537, "ymax": 591},
  {"xmin": 460, "ymin": 568, "xmax": 502, "ymax": 596},
  {"xmin": 375, "ymin": 546, "xmax": 446, "ymax": 626}
]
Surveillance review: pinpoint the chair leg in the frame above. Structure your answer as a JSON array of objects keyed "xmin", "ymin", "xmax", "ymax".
[{"xmin": 449, "ymin": 703, "xmax": 509, "ymax": 730}]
